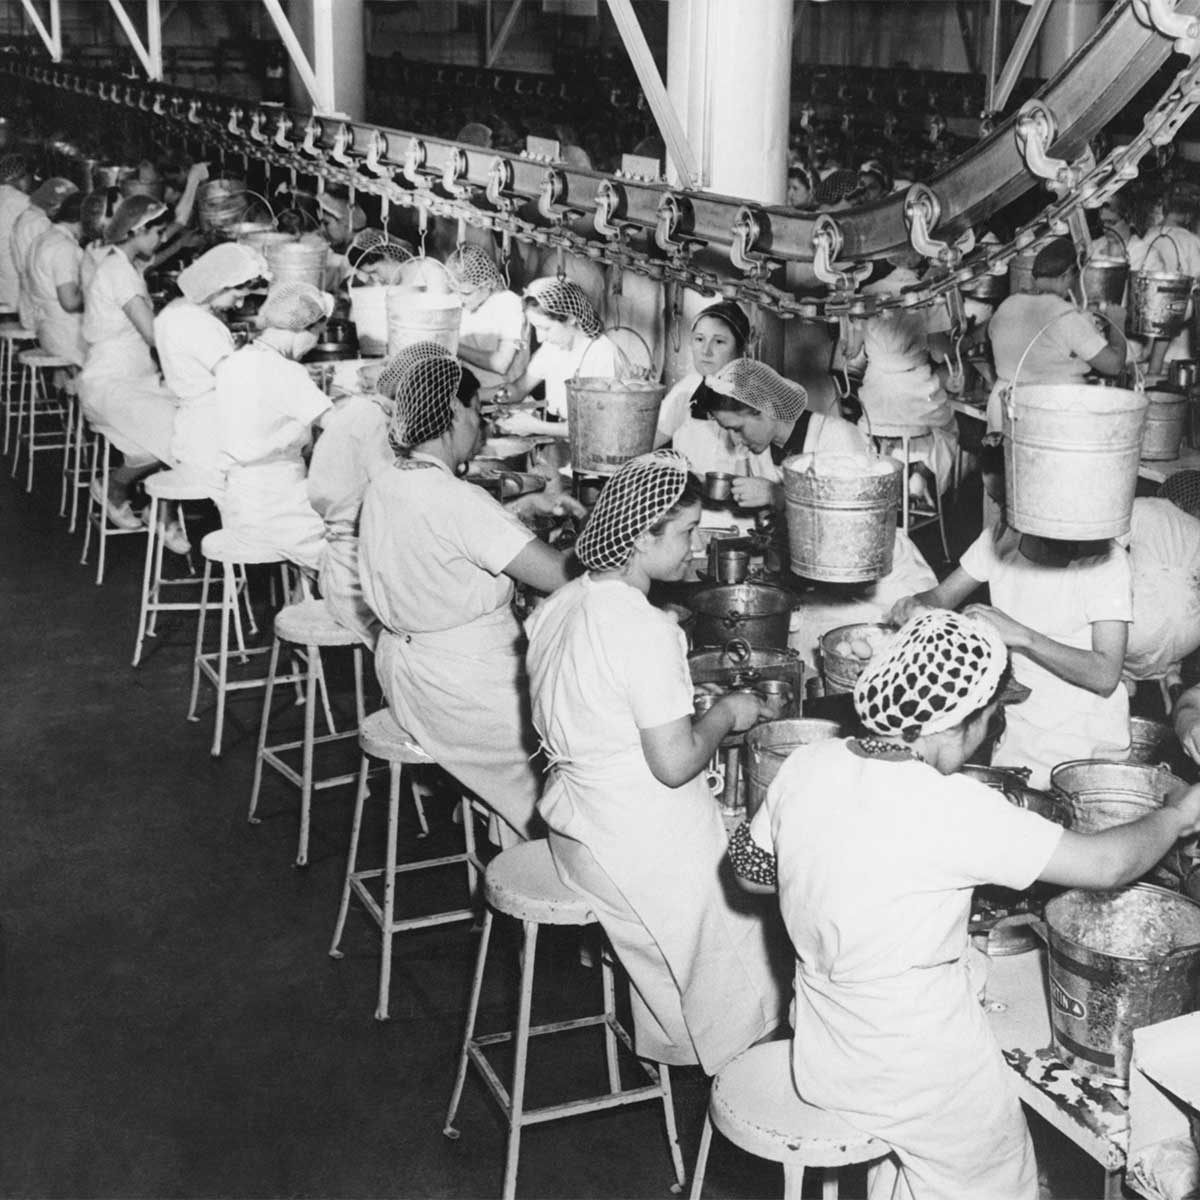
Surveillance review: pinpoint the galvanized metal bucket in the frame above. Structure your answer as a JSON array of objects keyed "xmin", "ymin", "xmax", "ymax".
[
  {"xmin": 781, "ymin": 452, "xmax": 902, "ymax": 583},
  {"xmin": 349, "ymin": 283, "xmax": 399, "ymax": 357},
  {"xmin": 688, "ymin": 584, "xmax": 794, "ymax": 651},
  {"xmin": 1042, "ymin": 884, "xmax": 1200, "ymax": 1079},
  {"xmin": 963, "ymin": 269, "xmax": 1009, "ymax": 304},
  {"xmin": 1050, "ymin": 759, "xmax": 1182, "ymax": 834},
  {"xmin": 744, "ymin": 718, "xmax": 846, "ymax": 817},
  {"xmin": 1081, "ymin": 256, "xmax": 1129, "ymax": 308},
  {"xmin": 265, "ymin": 238, "xmax": 328, "ymax": 290},
  {"xmin": 1007, "ymin": 248, "xmax": 1038, "ymax": 295},
  {"xmin": 566, "ymin": 378, "xmax": 665, "ymax": 476},
  {"xmin": 1003, "ymin": 382, "xmax": 1147, "ymax": 539},
  {"xmin": 385, "ymin": 291, "xmax": 462, "ymax": 356},
  {"xmin": 1141, "ymin": 388, "xmax": 1188, "ymax": 461},
  {"xmin": 818, "ymin": 622, "xmax": 896, "ymax": 695},
  {"xmin": 1130, "ymin": 269, "xmax": 1194, "ymax": 338}
]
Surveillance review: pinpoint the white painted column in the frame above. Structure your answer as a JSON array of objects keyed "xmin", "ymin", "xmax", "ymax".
[
  {"xmin": 1037, "ymin": 0, "xmax": 1103, "ymax": 78},
  {"xmin": 285, "ymin": 0, "xmax": 365, "ymax": 120}
]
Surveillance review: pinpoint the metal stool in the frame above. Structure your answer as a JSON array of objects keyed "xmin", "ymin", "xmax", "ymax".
[
  {"xmin": 12, "ymin": 349, "xmax": 73, "ymax": 493},
  {"xmin": 80, "ymin": 432, "xmax": 149, "ymax": 585},
  {"xmin": 443, "ymin": 840, "xmax": 687, "ymax": 1200},
  {"xmin": 871, "ymin": 421, "xmax": 952, "ymax": 561},
  {"xmin": 187, "ymin": 529, "xmax": 298, "ymax": 757},
  {"xmin": 689, "ymin": 1040, "xmax": 888, "ymax": 1199},
  {"xmin": 0, "ymin": 325, "xmax": 36, "ymax": 457},
  {"xmin": 131, "ymin": 470, "xmax": 211, "ymax": 667},
  {"xmin": 249, "ymin": 600, "xmax": 368, "ymax": 867},
  {"xmin": 61, "ymin": 387, "xmax": 92, "ymax": 528},
  {"xmin": 330, "ymin": 708, "xmax": 482, "ymax": 1019}
]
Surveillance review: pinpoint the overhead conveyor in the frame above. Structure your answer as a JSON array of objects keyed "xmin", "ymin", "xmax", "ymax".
[{"xmin": 5, "ymin": 0, "xmax": 1200, "ymax": 323}]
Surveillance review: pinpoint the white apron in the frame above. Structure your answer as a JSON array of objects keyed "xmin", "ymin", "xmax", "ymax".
[
  {"xmin": 374, "ymin": 608, "xmax": 541, "ymax": 848},
  {"xmin": 218, "ymin": 460, "xmax": 326, "ymax": 572},
  {"xmin": 78, "ymin": 335, "xmax": 176, "ymax": 465},
  {"xmin": 317, "ymin": 530, "xmax": 381, "ymax": 651}
]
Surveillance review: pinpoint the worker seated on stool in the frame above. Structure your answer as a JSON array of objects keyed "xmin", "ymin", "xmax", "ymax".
[
  {"xmin": 526, "ymin": 452, "xmax": 788, "ymax": 1077},
  {"xmin": 732, "ymin": 610, "xmax": 1200, "ymax": 1200}
]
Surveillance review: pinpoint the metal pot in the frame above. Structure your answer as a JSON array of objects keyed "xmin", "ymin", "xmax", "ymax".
[
  {"xmin": 475, "ymin": 437, "xmax": 536, "ymax": 471},
  {"xmin": 688, "ymin": 638, "xmax": 804, "ymax": 698},
  {"xmin": 961, "ymin": 764, "xmax": 1073, "ymax": 826},
  {"xmin": 688, "ymin": 584, "xmax": 795, "ymax": 650}
]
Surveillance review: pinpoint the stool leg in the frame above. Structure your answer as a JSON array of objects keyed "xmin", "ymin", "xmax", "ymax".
[
  {"xmin": 95, "ymin": 439, "xmax": 111, "ymax": 586},
  {"xmin": 132, "ymin": 494, "xmax": 160, "ymax": 667},
  {"xmin": 187, "ymin": 559, "xmax": 213, "ymax": 721},
  {"xmin": 10, "ymin": 362, "xmax": 25, "ymax": 479},
  {"xmin": 329, "ymin": 752, "xmax": 372, "ymax": 958},
  {"xmin": 25, "ymin": 368, "xmax": 40, "ymax": 493},
  {"xmin": 500, "ymin": 919, "xmax": 539, "ymax": 1200},
  {"xmin": 784, "ymin": 1164, "xmax": 810, "ymax": 1200},
  {"xmin": 1, "ymin": 340, "xmax": 11, "ymax": 456},
  {"xmin": 461, "ymin": 795, "xmax": 479, "ymax": 901},
  {"xmin": 688, "ymin": 1112, "xmax": 714, "ymax": 1200},
  {"xmin": 443, "ymin": 908, "xmax": 494, "ymax": 1138},
  {"xmin": 80, "ymin": 438, "xmax": 97, "ymax": 566},
  {"xmin": 375, "ymin": 762, "xmax": 403, "ymax": 1021},
  {"xmin": 146, "ymin": 498, "xmax": 169, "ymax": 638},
  {"xmin": 248, "ymin": 636, "xmax": 283, "ymax": 826},
  {"xmin": 210, "ymin": 561, "xmax": 235, "ymax": 756},
  {"xmin": 818, "ymin": 1167, "xmax": 837, "ymax": 1200},
  {"xmin": 295, "ymin": 641, "xmax": 319, "ymax": 867},
  {"xmin": 658, "ymin": 1064, "xmax": 687, "ymax": 1192},
  {"xmin": 412, "ymin": 776, "xmax": 431, "ymax": 838},
  {"xmin": 601, "ymin": 947, "xmax": 621, "ymax": 1093},
  {"xmin": 68, "ymin": 409, "xmax": 87, "ymax": 534},
  {"xmin": 59, "ymin": 393, "xmax": 72, "ymax": 515}
]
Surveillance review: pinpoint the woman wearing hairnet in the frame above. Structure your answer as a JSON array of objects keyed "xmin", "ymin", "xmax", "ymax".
[
  {"xmin": 444, "ymin": 244, "xmax": 529, "ymax": 402},
  {"xmin": 210, "ymin": 281, "xmax": 330, "ymax": 570},
  {"xmin": 155, "ymin": 242, "xmax": 269, "ymax": 494},
  {"xmin": 13, "ymin": 177, "xmax": 78, "ymax": 331},
  {"xmin": 26, "ymin": 191, "xmax": 86, "ymax": 365},
  {"xmin": 525, "ymin": 451, "xmax": 786, "ymax": 1075},
  {"xmin": 0, "ymin": 154, "xmax": 33, "ymax": 308},
  {"xmin": 358, "ymin": 352, "xmax": 579, "ymax": 847},
  {"xmin": 79, "ymin": 194, "xmax": 179, "ymax": 530}
]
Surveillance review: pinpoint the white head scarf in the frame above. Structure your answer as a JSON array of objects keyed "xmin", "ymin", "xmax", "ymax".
[{"xmin": 178, "ymin": 243, "xmax": 269, "ymax": 304}]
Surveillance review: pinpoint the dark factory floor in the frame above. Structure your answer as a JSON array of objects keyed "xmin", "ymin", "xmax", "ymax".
[{"xmin": 0, "ymin": 446, "xmax": 1128, "ymax": 1200}]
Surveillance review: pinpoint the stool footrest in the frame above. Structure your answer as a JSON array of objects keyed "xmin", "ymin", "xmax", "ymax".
[
  {"xmin": 261, "ymin": 744, "xmax": 360, "ymax": 794},
  {"xmin": 348, "ymin": 874, "xmax": 476, "ymax": 932}
]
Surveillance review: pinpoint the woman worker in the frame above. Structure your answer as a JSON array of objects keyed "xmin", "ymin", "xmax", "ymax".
[
  {"xmin": 13, "ymin": 177, "xmax": 78, "ymax": 332},
  {"xmin": 210, "ymin": 281, "xmax": 331, "ymax": 572},
  {"xmin": 889, "ymin": 435, "xmax": 1132, "ymax": 787},
  {"xmin": 78, "ymin": 194, "xmax": 179, "ymax": 530},
  {"xmin": 737, "ymin": 609, "xmax": 1200, "ymax": 1200},
  {"xmin": 492, "ymin": 277, "xmax": 621, "ymax": 446},
  {"xmin": 443, "ymin": 244, "xmax": 529, "ymax": 402},
  {"xmin": 526, "ymin": 450, "xmax": 786, "ymax": 1074},
  {"xmin": 0, "ymin": 154, "xmax": 32, "ymax": 309},
  {"xmin": 985, "ymin": 236, "xmax": 1125, "ymax": 432},
  {"xmin": 26, "ymin": 190, "xmax": 86, "ymax": 364},
  {"xmin": 155, "ymin": 242, "xmax": 269, "ymax": 492},
  {"xmin": 653, "ymin": 300, "xmax": 750, "ymax": 474},
  {"xmin": 358, "ymin": 352, "xmax": 582, "ymax": 847}
]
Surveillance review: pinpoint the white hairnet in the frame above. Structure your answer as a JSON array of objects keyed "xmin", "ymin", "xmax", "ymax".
[
  {"xmin": 707, "ymin": 358, "xmax": 807, "ymax": 422},
  {"xmin": 177, "ymin": 243, "xmax": 269, "ymax": 304},
  {"xmin": 259, "ymin": 281, "xmax": 334, "ymax": 331}
]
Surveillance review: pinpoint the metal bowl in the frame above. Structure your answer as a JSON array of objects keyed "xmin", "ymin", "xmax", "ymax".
[{"xmin": 475, "ymin": 437, "xmax": 536, "ymax": 471}]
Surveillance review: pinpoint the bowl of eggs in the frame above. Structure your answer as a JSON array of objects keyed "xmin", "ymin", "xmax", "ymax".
[{"xmin": 819, "ymin": 622, "xmax": 896, "ymax": 695}]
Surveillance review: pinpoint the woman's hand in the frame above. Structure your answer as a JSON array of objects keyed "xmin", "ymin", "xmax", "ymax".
[
  {"xmin": 187, "ymin": 162, "xmax": 211, "ymax": 185},
  {"xmin": 887, "ymin": 595, "xmax": 927, "ymax": 626},
  {"xmin": 495, "ymin": 411, "xmax": 542, "ymax": 437},
  {"xmin": 1165, "ymin": 783, "xmax": 1200, "ymax": 839},
  {"xmin": 507, "ymin": 490, "xmax": 587, "ymax": 520},
  {"xmin": 962, "ymin": 603, "xmax": 1029, "ymax": 649},
  {"xmin": 716, "ymin": 692, "xmax": 772, "ymax": 734},
  {"xmin": 730, "ymin": 476, "xmax": 777, "ymax": 509}
]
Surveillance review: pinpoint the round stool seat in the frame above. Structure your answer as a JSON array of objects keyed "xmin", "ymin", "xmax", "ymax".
[
  {"xmin": 710, "ymin": 1041, "xmax": 886, "ymax": 1168},
  {"xmin": 0, "ymin": 326, "xmax": 36, "ymax": 341},
  {"xmin": 200, "ymin": 529, "xmax": 285, "ymax": 565},
  {"xmin": 274, "ymin": 598, "xmax": 360, "ymax": 648},
  {"xmin": 359, "ymin": 708, "xmax": 434, "ymax": 765},
  {"xmin": 145, "ymin": 469, "xmax": 214, "ymax": 501},
  {"xmin": 484, "ymin": 840, "xmax": 594, "ymax": 926},
  {"xmin": 17, "ymin": 349, "xmax": 75, "ymax": 368},
  {"xmin": 870, "ymin": 422, "xmax": 933, "ymax": 440}
]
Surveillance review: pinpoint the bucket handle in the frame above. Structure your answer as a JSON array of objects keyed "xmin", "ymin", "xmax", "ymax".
[
  {"xmin": 571, "ymin": 325, "xmax": 654, "ymax": 382},
  {"xmin": 224, "ymin": 187, "xmax": 276, "ymax": 228},
  {"xmin": 1144, "ymin": 231, "xmax": 1185, "ymax": 274},
  {"xmin": 986, "ymin": 912, "xmax": 1047, "ymax": 949},
  {"xmin": 722, "ymin": 638, "xmax": 753, "ymax": 665}
]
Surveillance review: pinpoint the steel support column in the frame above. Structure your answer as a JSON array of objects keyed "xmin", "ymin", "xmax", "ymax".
[
  {"xmin": 992, "ymin": 0, "xmax": 1054, "ymax": 113},
  {"xmin": 486, "ymin": 0, "xmax": 526, "ymax": 69},
  {"xmin": 18, "ymin": 0, "xmax": 61, "ymax": 62},
  {"xmin": 106, "ymin": 0, "xmax": 163, "ymax": 80}
]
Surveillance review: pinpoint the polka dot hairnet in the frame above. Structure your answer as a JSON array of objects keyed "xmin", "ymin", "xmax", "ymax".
[
  {"xmin": 707, "ymin": 358, "xmax": 807, "ymax": 421},
  {"xmin": 388, "ymin": 354, "xmax": 464, "ymax": 451},
  {"xmin": 853, "ymin": 610, "xmax": 1009, "ymax": 738},
  {"xmin": 575, "ymin": 450, "xmax": 691, "ymax": 572},
  {"xmin": 177, "ymin": 243, "xmax": 269, "ymax": 304},
  {"xmin": 259, "ymin": 281, "xmax": 334, "ymax": 331},
  {"xmin": 524, "ymin": 277, "xmax": 602, "ymax": 338},
  {"xmin": 0, "ymin": 154, "xmax": 28, "ymax": 184},
  {"xmin": 376, "ymin": 341, "xmax": 455, "ymax": 400},
  {"xmin": 446, "ymin": 244, "xmax": 505, "ymax": 293},
  {"xmin": 1160, "ymin": 469, "xmax": 1200, "ymax": 521}
]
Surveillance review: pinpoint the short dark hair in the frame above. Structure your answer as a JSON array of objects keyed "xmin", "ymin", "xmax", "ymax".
[{"xmin": 456, "ymin": 365, "xmax": 481, "ymax": 404}]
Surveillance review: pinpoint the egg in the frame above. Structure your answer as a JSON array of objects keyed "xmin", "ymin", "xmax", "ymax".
[
  {"xmin": 834, "ymin": 640, "xmax": 853, "ymax": 657},
  {"xmin": 851, "ymin": 639, "xmax": 874, "ymax": 660}
]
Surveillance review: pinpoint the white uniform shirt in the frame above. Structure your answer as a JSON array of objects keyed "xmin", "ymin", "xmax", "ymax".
[
  {"xmin": 458, "ymin": 289, "xmax": 528, "ymax": 396},
  {"xmin": 0, "ymin": 184, "xmax": 30, "ymax": 307},
  {"xmin": 1141, "ymin": 224, "xmax": 1200, "ymax": 276},
  {"xmin": 27, "ymin": 223, "xmax": 84, "ymax": 363},
  {"xmin": 359, "ymin": 458, "xmax": 534, "ymax": 635},
  {"xmin": 988, "ymin": 293, "xmax": 1106, "ymax": 386},
  {"xmin": 960, "ymin": 525, "xmax": 1133, "ymax": 784},
  {"xmin": 82, "ymin": 246, "xmax": 157, "ymax": 379},
  {"xmin": 750, "ymin": 738, "xmax": 1061, "ymax": 1199},
  {"xmin": 12, "ymin": 205, "xmax": 50, "ymax": 306},
  {"xmin": 155, "ymin": 299, "xmax": 235, "ymax": 402},
  {"xmin": 306, "ymin": 394, "xmax": 391, "ymax": 532},
  {"xmin": 530, "ymin": 334, "xmax": 622, "ymax": 418}
]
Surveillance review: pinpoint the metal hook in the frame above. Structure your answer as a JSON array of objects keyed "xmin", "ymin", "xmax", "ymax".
[
  {"xmin": 403, "ymin": 138, "xmax": 429, "ymax": 187},
  {"xmin": 227, "ymin": 107, "xmax": 243, "ymax": 136},
  {"xmin": 301, "ymin": 118, "xmax": 322, "ymax": 157},
  {"xmin": 364, "ymin": 130, "xmax": 389, "ymax": 177},
  {"xmin": 274, "ymin": 113, "xmax": 293, "ymax": 150},
  {"xmin": 904, "ymin": 183, "xmax": 975, "ymax": 267},
  {"xmin": 248, "ymin": 111, "xmax": 267, "ymax": 144},
  {"xmin": 1133, "ymin": 0, "xmax": 1200, "ymax": 56},
  {"xmin": 330, "ymin": 124, "xmax": 354, "ymax": 166},
  {"xmin": 442, "ymin": 147, "xmax": 473, "ymax": 199}
]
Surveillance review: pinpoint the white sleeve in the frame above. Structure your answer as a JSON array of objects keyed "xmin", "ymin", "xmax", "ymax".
[{"xmin": 625, "ymin": 615, "xmax": 694, "ymax": 730}]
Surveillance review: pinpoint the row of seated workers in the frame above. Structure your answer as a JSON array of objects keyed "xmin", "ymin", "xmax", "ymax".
[{"xmin": 6, "ymin": 140, "xmax": 1200, "ymax": 1199}]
